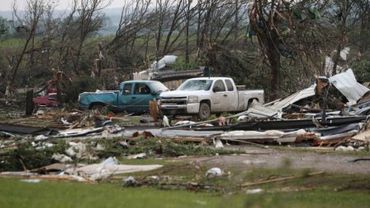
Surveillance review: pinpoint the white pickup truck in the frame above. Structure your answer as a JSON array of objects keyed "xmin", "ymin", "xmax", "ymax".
[{"xmin": 159, "ymin": 77, "xmax": 264, "ymax": 120}]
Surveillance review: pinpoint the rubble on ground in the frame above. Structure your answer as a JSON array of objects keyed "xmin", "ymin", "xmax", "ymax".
[{"xmin": 1, "ymin": 69, "xmax": 370, "ymax": 185}]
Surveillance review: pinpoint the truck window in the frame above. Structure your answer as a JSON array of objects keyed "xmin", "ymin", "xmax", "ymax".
[
  {"xmin": 225, "ymin": 79, "xmax": 234, "ymax": 91},
  {"xmin": 178, "ymin": 80, "xmax": 213, "ymax": 91},
  {"xmin": 123, "ymin": 83, "xmax": 133, "ymax": 95},
  {"xmin": 134, "ymin": 83, "xmax": 151, "ymax": 95},
  {"xmin": 213, "ymin": 80, "xmax": 226, "ymax": 92}
]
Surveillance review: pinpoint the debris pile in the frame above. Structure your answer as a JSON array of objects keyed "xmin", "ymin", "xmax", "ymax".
[
  {"xmin": 181, "ymin": 69, "xmax": 370, "ymax": 150},
  {"xmin": 1, "ymin": 68, "xmax": 370, "ymax": 187}
]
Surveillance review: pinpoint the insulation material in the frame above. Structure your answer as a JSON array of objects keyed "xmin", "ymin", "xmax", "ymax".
[
  {"xmin": 220, "ymin": 129, "xmax": 309, "ymax": 143},
  {"xmin": 66, "ymin": 157, "xmax": 162, "ymax": 181}
]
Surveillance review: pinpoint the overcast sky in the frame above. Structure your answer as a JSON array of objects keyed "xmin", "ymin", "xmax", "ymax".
[{"xmin": 0, "ymin": 0, "xmax": 124, "ymax": 11}]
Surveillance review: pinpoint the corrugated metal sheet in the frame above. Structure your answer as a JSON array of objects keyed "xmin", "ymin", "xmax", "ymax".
[
  {"xmin": 329, "ymin": 69, "xmax": 369, "ymax": 105},
  {"xmin": 268, "ymin": 85, "xmax": 316, "ymax": 111}
]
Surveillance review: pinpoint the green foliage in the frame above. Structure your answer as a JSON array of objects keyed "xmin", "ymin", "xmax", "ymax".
[
  {"xmin": 0, "ymin": 17, "xmax": 9, "ymax": 38},
  {"xmin": 171, "ymin": 56, "xmax": 199, "ymax": 70},
  {"xmin": 351, "ymin": 59, "xmax": 370, "ymax": 83},
  {"xmin": 1, "ymin": 171, "xmax": 370, "ymax": 208},
  {"xmin": 0, "ymin": 141, "xmax": 67, "ymax": 171}
]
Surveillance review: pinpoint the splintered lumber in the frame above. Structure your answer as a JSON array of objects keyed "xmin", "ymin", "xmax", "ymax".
[{"xmin": 241, "ymin": 171, "xmax": 325, "ymax": 187}]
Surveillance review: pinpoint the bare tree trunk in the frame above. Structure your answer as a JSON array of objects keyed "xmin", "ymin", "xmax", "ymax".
[
  {"xmin": 73, "ymin": 0, "xmax": 106, "ymax": 74},
  {"xmin": 155, "ymin": 0, "xmax": 164, "ymax": 61},
  {"xmin": 185, "ymin": 0, "xmax": 192, "ymax": 64},
  {"xmin": 234, "ymin": 0, "xmax": 239, "ymax": 40},
  {"xmin": 9, "ymin": 0, "xmax": 44, "ymax": 91},
  {"xmin": 196, "ymin": 0, "xmax": 202, "ymax": 55},
  {"xmin": 162, "ymin": 0, "xmax": 185, "ymax": 55}
]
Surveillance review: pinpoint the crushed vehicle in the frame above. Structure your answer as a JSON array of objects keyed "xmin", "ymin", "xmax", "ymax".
[
  {"xmin": 33, "ymin": 92, "xmax": 59, "ymax": 108},
  {"xmin": 159, "ymin": 77, "xmax": 264, "ymax": 119},
  {"xmin": 79, "ymin": 80, "xmax": 168, "ymax": 113}
]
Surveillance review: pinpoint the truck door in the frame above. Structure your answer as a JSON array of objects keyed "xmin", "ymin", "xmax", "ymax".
[
  {"xmin": 224, "ymin": 79, "xmax": 238, "ymax": 111},
  {"xmin": 118, "ymin": 83, "xmax": 134, "ymax": 112},
  {"xmin": 211, "ymin": 80, "xmax": 227, "ymax": 112},
  {"xmin": 130, "ymin": 82, "xmax": 154, "ymax": 113}
]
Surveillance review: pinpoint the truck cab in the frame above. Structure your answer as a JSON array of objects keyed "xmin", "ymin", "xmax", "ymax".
[{"xmin": 79, "ymin": 80, "xmax": 168, "ymax": 113}]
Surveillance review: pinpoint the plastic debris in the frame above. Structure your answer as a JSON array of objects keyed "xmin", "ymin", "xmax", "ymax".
[
  {"xmin": 123, "ymin": 176, "xmax": 137, "ymax": 187},
  {"xmin": 61, "ymin": 117, "xmax": 71, "ymax": 125},
  {"xmin": 246, "ymin": 188, "xmax": 263, "ymax": 194},
  {"xmin": 162, "ymin": 115, "xmax": 170, "ymax": 127},
  {"xmin": 34, "ymin": 135, "xmax": 48, "ymax": 141},
  {"xmin": 205, "ymin": 167, "xmax": 223, "ymax": 178},
  {"xmin": 52, "ymin": 153, "xmax": 73, "ymax": 163},
  {"xmin": 127, "ymin": 153, "xmax": 147, "ymax": 159},
  {"xmin": 20, "ymin": 179, "xmax": 42, "ymax": 183},
  {"xmin": 335, "ymin": 146, "xmax": 355, "ymax": 152},
  {"xmin": 213, "ymin": 138, "xmax": 224, "ymax": 149}
]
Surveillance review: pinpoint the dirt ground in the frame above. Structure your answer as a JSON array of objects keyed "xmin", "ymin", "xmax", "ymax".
[{"xmin": 191, "ymin": 146, "xmax": 370, "ymax": 175}]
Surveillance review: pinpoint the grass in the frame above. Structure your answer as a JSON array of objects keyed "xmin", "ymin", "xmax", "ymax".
[
  {"xmin": 0, "ymin": 177, "xmax": 370, "ymax": 208},
  {"xmin": 0, "ymin": 178, "xmax": 244, "ymax": 208},
  {"xmin": 242, "ymin": 190, "xmax": 370, "ymax": 208}
]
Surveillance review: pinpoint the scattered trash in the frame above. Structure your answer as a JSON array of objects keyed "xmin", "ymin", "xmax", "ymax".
[
  {"xmin": 65, "ymin": 142, "xmax": 87, "ymax": 159},
  {"xmin": 119, "ymin": 141, "xmax": 129, "ymax": 148},
  {"xmin": 61, "ymin": 117, "xmax": 71, "ymax": 126},
  {"xmin": 34, "ymin": 135, "xmax": 48, "ymax": 141},
  {"xmin": 163, "ymin": 115, "xmax": 170, "ymax": 127},
  {"xmin": 66, "ymin": 157, "xmax": 163, "ymax": 181},
  {"xmin": 20, "ymin": 179, "xmax": 41, "ymax": 183},
  {"xmin": 246, "ymin": 188, "xmax": 263, "ymax": 194},
  {"xmin": 205, "ymin": 167, "xmax": 223, "ymax": 178},
  {"xmin": 95, "ymin": 143, "xmax": 105, "ymax": 151},
  {"xmin": 175, "ymin": 120, "xmax": 196, "ymax": 126},
  {"xmin": 122, "ymin": 176, "xmax": 138, "ymax": 187},
  {"xmin": 213, "ymin": 138, "xmax": 224, "ymax": 149},
  {"xmin": 127, "ymin": 153, "xmax": 147, "ymax": 160},
  {"xmin": 219, "ymin": 129, "xmax": 313, "ymax": 144},
  {"xmin": 52, "ymin": 153, "xmax": 73, "ymax": 163},
  {"xmin": 35, "ymin": 110, "xmax": 45, "ymax": 116},
  {"xmin": 335, "ymin": 146, "xmax": 355, "ymax": 152}
]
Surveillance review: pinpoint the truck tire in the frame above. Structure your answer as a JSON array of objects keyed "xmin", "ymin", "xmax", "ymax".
[{"xmin": 198, "ymin": 102, "xmax": 211, "ymax": 120}]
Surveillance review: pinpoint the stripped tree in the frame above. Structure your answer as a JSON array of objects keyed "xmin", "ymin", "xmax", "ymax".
[{"xmin": 5, "ymin": 0, "xmax": 46, "ymax": 102}]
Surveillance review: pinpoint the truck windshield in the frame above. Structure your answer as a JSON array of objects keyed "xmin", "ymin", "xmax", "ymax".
[
  {"xmin": 178, "ymin": 80, "xmax": 213, "ymax": 91},
  {"xmin": 149, "ymin": 82, "xmax": 169, "ymax": 93}
]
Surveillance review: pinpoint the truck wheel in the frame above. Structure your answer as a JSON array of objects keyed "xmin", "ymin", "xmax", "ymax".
[{"xmin": 198, "ymin": 102, "xmax": 211, "ymax": 120}]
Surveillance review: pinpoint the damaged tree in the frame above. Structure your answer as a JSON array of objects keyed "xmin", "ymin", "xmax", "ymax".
[
  {"xmin": 72, "ymin": 0, "xmax": 107, "ymax": 74},
  {"xmin": 5, "ymin": 0, "xmax": 46, "ymax": 103},
  {"xmin": 249, "ymin": 0, "xmax": 283, "ymax": 99}
]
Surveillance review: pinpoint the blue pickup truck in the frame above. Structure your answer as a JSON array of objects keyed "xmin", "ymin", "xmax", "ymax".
[{"xmin": 78, "ymin": 80, "xmax": 168, "ymax": 113}]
